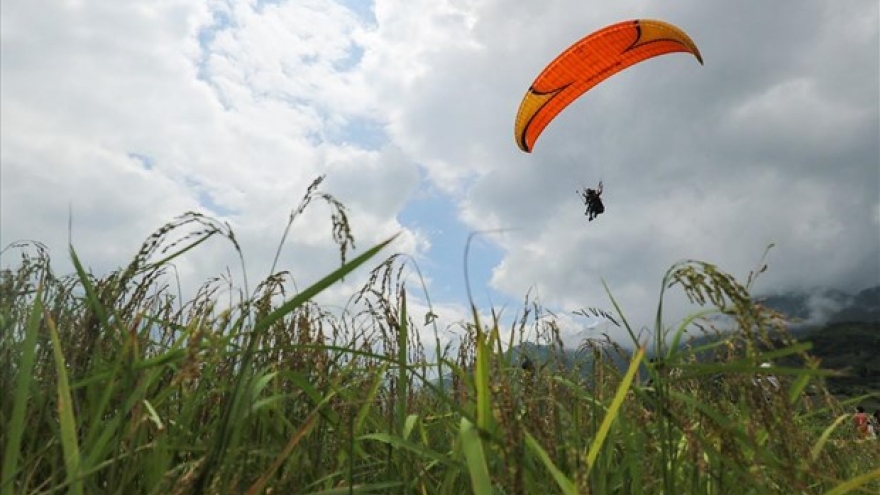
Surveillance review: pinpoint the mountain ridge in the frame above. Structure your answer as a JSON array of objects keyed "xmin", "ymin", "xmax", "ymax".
[{"xmin": 756, "ymin": 284, "xmax": 880, "ymax": 325}]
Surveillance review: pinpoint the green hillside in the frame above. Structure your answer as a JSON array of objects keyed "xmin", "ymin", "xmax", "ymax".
[
  {"xmin": 513, "ymin": 320, "xmax": 880, "ymax": 407},
  {"xmin": 799, "ymin": 321, "xmax": 880, "ymax": 403}
]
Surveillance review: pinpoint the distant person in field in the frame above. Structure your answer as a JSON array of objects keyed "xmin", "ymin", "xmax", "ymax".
[
  {"xmin": 854, "ymin": 406, "xmax": 870, "ymax": 440},
  {"xmin": 579, "ymin": 181, "xmax": 605, "ymax": 221},
  {"xmin": 752, "ymin": 362, "xmax": 780, "ymax": 402},
  {"xmin": 870, "ymin": 409, "xmax": 880, "ymax": 440}
]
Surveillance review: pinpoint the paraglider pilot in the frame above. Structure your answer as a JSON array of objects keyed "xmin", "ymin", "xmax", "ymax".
[{"xmin": 580, "ymin": 181, "xmax": 605, "ymax": 221}]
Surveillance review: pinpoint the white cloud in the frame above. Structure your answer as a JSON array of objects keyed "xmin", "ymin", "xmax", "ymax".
[
  {"xmin": 1, "ymin": 0, "xmax": 424, "ymax": 291},
  {"xmin": 2, "ymin": 0, "xmax": 877, "ymax": 351}
]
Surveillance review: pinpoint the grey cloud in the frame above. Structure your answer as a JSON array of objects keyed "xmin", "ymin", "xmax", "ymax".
[
  {"xmin": 3, "ymin": 0, "xmax": 877, "ymax": 346},
  {"xmin": 1, "ymin": 0, "xmax": 426, "ymax": 311},
  {"xmin": 372, "ymin": 0, "xmax": 879, "ymax": 334}
]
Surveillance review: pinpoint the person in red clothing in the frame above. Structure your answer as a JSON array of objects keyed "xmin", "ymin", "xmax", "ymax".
[{"xmin": 854, "ymin": 406, "xmax": 870, "ymax": 440}]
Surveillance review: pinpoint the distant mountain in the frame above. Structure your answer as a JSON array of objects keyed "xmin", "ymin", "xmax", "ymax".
[
  {"xmin": 512, "ymin": 341, "xmax": 633, "ymax": 376},
  {"xmin": 800, "ymin": 321, "xmax": 880, "ymax": 401},
  {"xmin": 835, "ymin": 286, "xmax": 880, "ymax": 322},
  {"xmin": 444, "ymin": 288, "xmax": 880, "ymax": 401},
  {"xmin": 756, "ymin": 285, "xmax": 880, "ymax": 326},
  {"xmin": 506, "ymin": 320, "xmax": 879, "ymax": 408}
]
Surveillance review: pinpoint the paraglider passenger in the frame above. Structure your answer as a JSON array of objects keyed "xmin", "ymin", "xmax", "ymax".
[{"xmin": 581, "ymin": 182, "xmax": 605, "ymax": 221}]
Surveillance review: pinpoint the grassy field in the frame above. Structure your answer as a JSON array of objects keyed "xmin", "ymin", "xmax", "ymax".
[{"xmin": 2, "ymin": 187, "xmax": 879, "ymax": 494}]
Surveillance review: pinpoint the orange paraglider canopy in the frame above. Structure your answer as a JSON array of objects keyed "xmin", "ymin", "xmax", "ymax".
[{"xmin": 514, "ymin": 19, "xmax": 703, "ymax": 153}]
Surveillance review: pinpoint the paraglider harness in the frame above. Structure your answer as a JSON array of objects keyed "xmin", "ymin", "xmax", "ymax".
[{"xmin": 579, "ymin": 181, "xmax": 605, "ymax": 221}]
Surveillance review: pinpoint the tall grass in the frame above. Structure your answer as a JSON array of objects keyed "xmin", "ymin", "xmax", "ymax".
[{"xmin": 1, "ymin": 182, "xmax": 878, "ymax": 494}]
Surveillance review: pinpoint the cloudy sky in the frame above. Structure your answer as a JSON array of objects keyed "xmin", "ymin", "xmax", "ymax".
[{"xmin": 2, "ymin": 0, "xmax": 878, "ymax": 347}]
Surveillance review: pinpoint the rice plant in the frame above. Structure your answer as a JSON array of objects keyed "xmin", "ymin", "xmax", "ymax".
[{"xmin": 2, "ymin": 181, "xmax": 878, "ymax": 494}]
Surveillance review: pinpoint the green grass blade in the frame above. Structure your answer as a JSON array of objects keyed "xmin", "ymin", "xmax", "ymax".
[
  {"xmin": 200, "ymin": 235, "xmax": 397, "ymax": 490},
  {"xmin": 354, "ymin": 363, "xmax": 388, "ymax": 436},
  {"xmin": 524, "ymin": 430, "xmax": 576, "ymax": 495},
  {"xmin": 810, "ymin": 414, "xmax": 851, "ymax": 463},
  {"xmin": 251, "ymin": 235, "xmax": 398, "ymax": 336},
  {"xmin": 1, "ymin": 285, "xmax": 43, "ymax": 495},
  {"xmin": 474, "ymin": 327, "xmax": 491, "ymax": 433},
  {"xmin": 45, "ymin": 310, "xmax": 84, "ymax": 495},
  {"xmin": 250, "ymin": 370, "xmax": 279, "ymax": 403},
  {"xmin": 822, "ymin": 466, "xmax": 880, "ymax": 495},
  {"xmin": 395, "ymin": 288, "xmax": 410, "ymax": 484},
  {"xmin": 396, "ymin": 288, "xmax": 408, "ymax": 434},
  {"xmin": 245, "ymin": 409, "xmax": 321, "ymax": 495},
  {"xmin": 142, "ymin": 399, "xmax": 165, "ymax": 431},
  {"xmin": 301, "ymin": 481, "xmax": 404, "ymax": 495},
  {"xmin": 584, "ymin": 346, "xmax": 645, "ymax": 475},
  {"xmin": 667, "ymin": 308, "xmax": 719, "ymax": 359},
  {"xmin": 361, "ymin": 433, "xmax": 461, "ymax": 468},
  {"xmin": 67, "ymin": 244, "xmax": 131, "ymax": 342},
  {"xmin": 601, "ymin": 278, "xmax": 639, "ymax": 346},
  {"xmin": 787, "ymin": 371, "xmax": 813, "ymax": 405},
  {"xmin": 459, "ymin": 418, "xmax": 492, "ymax": 495},
  {"xmin": 402, "ymin": 414, "xmax": 419, "ymax": 440}
]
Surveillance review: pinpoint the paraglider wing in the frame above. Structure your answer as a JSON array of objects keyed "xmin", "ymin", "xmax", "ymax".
[{"xmin": 514, "ymin": 19, "xmax": 703, "ymax": 153}]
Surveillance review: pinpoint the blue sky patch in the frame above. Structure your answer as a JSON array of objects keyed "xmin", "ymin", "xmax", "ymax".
[
  {"xmin": 254, "ymin": 0, "xmax": 284, "ymax": 13},
  {"xmin": 329, "ymin": 117, "xmax": 387, "ymax": 149},
  {"xmin": 398, "ymin": 181, "xmax": 510, "ymax": 310},
  {"xmin": 339, "ymin": 0, "xmax": 376, "ymax": 25},
  {"xmin": 332, "ymin": 42, "xmax": 365, "ymax": 72},
  {"xmin": 128, "ymin": 152, "xmax": 155, "ymax": 171},
  {"xmin": 185, "ymin": 177, "xmax": 238, "ymax": 217}
]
